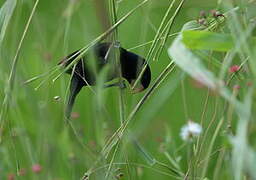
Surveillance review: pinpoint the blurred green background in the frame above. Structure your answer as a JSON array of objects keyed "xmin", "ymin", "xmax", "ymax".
[{"xmin": 0, "ymin": 0, "xmax": 238, "ymax": 179}]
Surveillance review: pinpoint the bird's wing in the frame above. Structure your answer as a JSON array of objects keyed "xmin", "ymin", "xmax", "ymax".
[{"xmin": 65, "ymin": 76, "xmax": 83, "ymax": 119}]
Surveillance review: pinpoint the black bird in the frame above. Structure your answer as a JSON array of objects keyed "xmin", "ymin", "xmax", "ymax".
[{"xmin": 59, "ymin": 42, "xmax": 151, "ymax": 118}]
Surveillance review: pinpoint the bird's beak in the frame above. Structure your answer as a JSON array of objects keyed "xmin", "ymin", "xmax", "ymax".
[
  {"xmin": 58, "ymin": 58, "xmax": 67, "ymax": 66},
  {"xmin": 130, "ymin": 80, "xmax": 145, "ymax": 94},
  {"xmin": 132, "ymin": 86, "xmax": 145, "ymax": 94}
]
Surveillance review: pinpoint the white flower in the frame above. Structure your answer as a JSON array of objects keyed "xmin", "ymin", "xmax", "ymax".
[{"xmin": 180, "ymin": 120, "xmax": 202, "ymax": 141}]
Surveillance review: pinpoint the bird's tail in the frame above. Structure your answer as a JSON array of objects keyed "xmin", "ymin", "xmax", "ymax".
[{"xmin": 65, "ymin": 77, "xmax": 82, "ymax": 120}]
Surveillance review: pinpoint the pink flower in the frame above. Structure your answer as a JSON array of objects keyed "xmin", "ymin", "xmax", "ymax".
[
  {"xmin": 233, "ymin": 84, "xmax": 241, "ymax": 90},
  {"xmin": 32, "ymin": 164, "xmax": 42, "ymax": 173},
  {"xmin": 229, "ymin": 65, "xmax": 240, "ymax": 73}
]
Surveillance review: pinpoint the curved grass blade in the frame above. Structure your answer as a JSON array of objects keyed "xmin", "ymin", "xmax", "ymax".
[
  {"xmin": 0, "ymin": 0, "xmax": 40, "ymax": 141},
  {"xmin": 0, "ymin": 0, "xmax": 16, "ymax": 48},
  {"xmin": 168, "ymin": 21, "xmax": 245, "ymax": 116}
]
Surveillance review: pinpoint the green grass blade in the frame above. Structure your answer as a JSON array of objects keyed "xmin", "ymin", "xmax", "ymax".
[
  {"xmin": 131, "ymin": 0, "xmax": 177, "ymax": 90},
  {"xmin": 0, "ymin": 0, "xmax": 16, "ymax": 48},
  {"xmin": 0, "ymin": 0, "xmax": 40, "ymax": 141},
  {"xmin": 231, "ymin": 87, "xmax": 253, "ymax": 180},
  {"xmin": 130, "ymin": 134, "xmax": 156, "ymax": 166},
  {"xmin": 201, "ymin": 117, "xmax": 224, "ymax": 178}
]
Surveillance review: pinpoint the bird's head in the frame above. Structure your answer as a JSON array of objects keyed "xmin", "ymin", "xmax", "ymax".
[
  {"xmin": 58, "ymin": 50, "xmax": 81, "ymax": 74},
  {"xmin": 120, "ymin": 48, "xmax": 151, "ymax": 93},
  {"xmin": 58, "ymin": 50, "xmax": 80, "ymax": 66},
  {"xmin": 130, "ymin": 63, "xmax": 151, "ymax": 93}
]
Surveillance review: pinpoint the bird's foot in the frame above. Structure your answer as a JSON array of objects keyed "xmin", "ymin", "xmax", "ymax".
[
  {"xmin": 104, "ymin": 80, "xmax": 126, "ymax": 89},
  {"xmin": 113, "ymin": 41, "xmax": 121, "ymax": 48},
  {"xmin": 118, "ymin": 80, "xmax": 127, "ymax": 89}
]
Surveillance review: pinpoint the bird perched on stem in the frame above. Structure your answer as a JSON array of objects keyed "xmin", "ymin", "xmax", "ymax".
[{"xmin": 58, "ymin": 42, "xmax": 151, "ymax": 119}]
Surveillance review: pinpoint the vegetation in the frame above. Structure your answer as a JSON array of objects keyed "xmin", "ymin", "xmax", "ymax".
[{"xmin": 0, "ymin": 0, "xmax": 256, "ymax": 179}]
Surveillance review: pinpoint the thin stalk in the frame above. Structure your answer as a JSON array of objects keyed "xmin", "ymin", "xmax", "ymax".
[
  {"xmin": 105, "ymin": 141, "xmax": 120, "ymax": 179},
  {"xmin": 104, "ymin": 1, "xmax": 125, "ymax": 179},
  {"xmin": 0, "ymin": 0, "xmax": 40, "ymax": 140},
  {"xmin": 131, "ymin": 0, "xmax": 177, "ymax": 90},
  {"xmin": 201, "ymin": 118, "xmax": 224, "ymax": 178},
  {"xmin": 83, "ymin": 62, "xmax": 176, "ymax": 177},
  {"xmin": 127, "ymin": 32, "xmax": 180, "ymax": 51},
  {"xmin": 109, "ymin": 0, "xmax": 125, "ymax": 123},
  {"xmin": 153, "ymin": 0, "xmax": 186, "ymax": 61},
  {"xmin": 102, "ymin": 62, "xmax": 176, "ymax": 158},
  {"xmin": 87, "ymin": 162, "xmax": 182, "ymax": 179}
]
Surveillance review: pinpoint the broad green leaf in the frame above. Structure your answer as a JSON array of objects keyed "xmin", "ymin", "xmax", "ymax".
[
  {"xmin": 167, "ymin": 21, "xmax": 245, "ymax": 116},
  {"xmin": 183, "ymin": 30, "xmax": 233, "ymax": 52},
  {"xmin": 168, "ymin": 21, "xmax": 218, "ymax": 89},
  {"xmin": 183, "ymin": 30, "xmax": 256, "ymax": 52}
]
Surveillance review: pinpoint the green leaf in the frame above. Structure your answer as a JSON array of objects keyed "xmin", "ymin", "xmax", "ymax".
[
  {"xmin": 168, "ymin": 21, "xmax": 219, "ymax": 89},
  {"xmin": 182, "ymin": 30, "xmax": 233, "ymax": 52},
  {"xmin": 167, "ymin": 21, "xmax": 245, "ymax": 116},
  {"xmin": 183, "ymin": 30, "xmax": 256, "ymax": 52}
]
